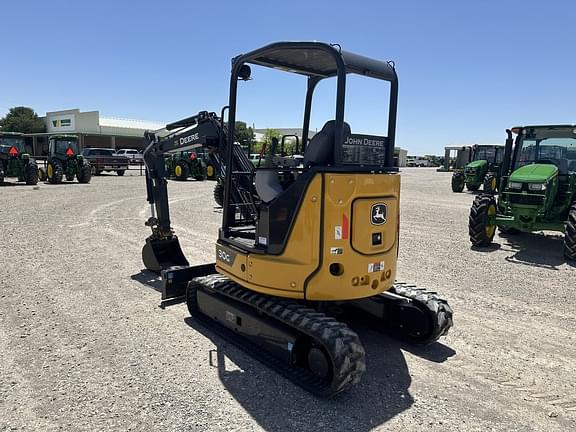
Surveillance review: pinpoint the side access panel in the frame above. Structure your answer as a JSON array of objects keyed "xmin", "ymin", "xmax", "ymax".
[{"xmin": 306, "ymin": 173, "xmax": 400, "ymax": 301}]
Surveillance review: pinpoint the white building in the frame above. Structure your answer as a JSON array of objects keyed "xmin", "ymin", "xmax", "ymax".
[{"xmin": 27, "ymin": 109, "xmax": 165, "ymax": 156}]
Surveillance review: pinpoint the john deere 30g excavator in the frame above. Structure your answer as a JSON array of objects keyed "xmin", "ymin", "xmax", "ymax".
[{"xmin": 141, "ymin": 42, "xmax": 453, "ymax": 396}]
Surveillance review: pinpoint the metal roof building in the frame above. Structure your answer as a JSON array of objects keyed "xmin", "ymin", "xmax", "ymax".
[{"xmin": 26, "ymin": 109, "xmax": 165, "ymax": 156}]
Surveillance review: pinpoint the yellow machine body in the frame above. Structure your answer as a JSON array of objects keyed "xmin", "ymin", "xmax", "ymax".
[{"xmin": 215, "ymin": 171, "xmax": 400, "ymax": 301}]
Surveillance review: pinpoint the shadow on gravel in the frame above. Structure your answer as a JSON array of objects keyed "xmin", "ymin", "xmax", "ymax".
[
  {"xmin": 471, "ymin": 243, "xmax": 502, "ymax": 253},
  {"xmin": 399, "ymin": 340, "xmax": 455, "ymax": 363},
  {"xmin": 130, "ymin": 270, "xmax": 163, "ymax": 293},
  {"xmin": 499, "ymin": 232, "xmax": 567, "ymax": 269},
  {"xmin": 183, "ymin": 316, "xmax": 453, "ymax": 431},
  {"xmin": 0, "ymin": 181, "xmax": 38, "ymax": 187},
  {"xmin": 36, "ymin": 182, "xmax": 90, "ymax": 186}
]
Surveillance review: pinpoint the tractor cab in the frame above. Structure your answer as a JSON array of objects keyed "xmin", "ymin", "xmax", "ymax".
[
  {"xmin": 0, "ymin": 132, "xmax": 26, "ymax": 156},
  {"xmin": 49, "ymin": 135, "xmax": 80, "ymax": 158},
  {"xmin": 505, "ymin": 126, "xmax": 576, "ymax": 209},
  {"xmin": 471, "ymin": 144, "xmax": 504, "ymax": 164}
]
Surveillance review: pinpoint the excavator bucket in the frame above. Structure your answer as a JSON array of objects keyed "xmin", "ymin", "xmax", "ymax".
[{"xmin": 142, "ymin": 236, "xmax": 189, "ymax": 273}]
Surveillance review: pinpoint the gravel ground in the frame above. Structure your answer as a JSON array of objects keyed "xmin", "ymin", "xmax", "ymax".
[{"xmin": 0, "ymin": 168, "xmax": 575, "ymax": 432}]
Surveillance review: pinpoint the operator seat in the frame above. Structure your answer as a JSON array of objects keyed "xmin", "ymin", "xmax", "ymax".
[
  {"xmin": 303, "ymin": 120, "xmax": 351, "ymax": 167},
  {"xmin": 255, "ymin": 120, "xmax": 351, "ymax": 203}
]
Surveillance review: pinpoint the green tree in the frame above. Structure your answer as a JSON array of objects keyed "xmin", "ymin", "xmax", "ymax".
[
  {"xmin": 0, "ymin": 107, "xmax": 46, "ymax": 133},
  {"xmin": 251, "ymin": 128, "xmax": 281, "ymax": 156},
  {"xmin": 235, "ymin": 121, "xmax": 254, "ymax": 146}
]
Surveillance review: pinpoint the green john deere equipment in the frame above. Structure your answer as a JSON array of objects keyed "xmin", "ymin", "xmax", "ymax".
[
  {"xmin": 469, "ymin": 126, "xmax": 576, "ymax": 260},
  {"xmin": 166, "ymin": 151, "xmax": 207, "ymax": 181},
  {"xmin": 0, "ymin": 132, "xmax": 38, "ymax": 185},
  {"xmin": 452, "ymin": 144, "xmax": 504, "ymax": 193},
  {"xmin": 42, "ymin": 135, "xmax": 91, "ymax": 184}
]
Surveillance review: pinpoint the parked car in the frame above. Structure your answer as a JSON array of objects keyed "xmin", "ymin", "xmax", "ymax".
[
  {"xmin": 406, "ymin": 156, "xmax": 431, "ymax": 167},
  {"xmin": 116, "ymin": 148, "xmax": 143, "ymax": 163},
  {"xmin": 81, "ymin": 148, "xmax": 129, "ymax": 176}
]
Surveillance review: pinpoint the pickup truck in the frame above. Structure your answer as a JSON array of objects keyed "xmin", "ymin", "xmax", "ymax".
[
  {"xmin": 81, "ymin": 148, "xmax": 129, "ymax": 176},
  {"xmin": 116, "ymin": 148, "xmax": 143, "ymax": 163}
]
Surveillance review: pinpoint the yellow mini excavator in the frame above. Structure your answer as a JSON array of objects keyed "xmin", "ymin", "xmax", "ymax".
[{"xmin": 141, "ymin": 41, "xmax": 453, "ymax": 397}]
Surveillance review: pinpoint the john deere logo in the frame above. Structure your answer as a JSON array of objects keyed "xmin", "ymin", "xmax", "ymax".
[
  {"xmin": 52, "ymin": 119, "xmax": 71, "ymax": 128},
  {"xmin": 370, "ymin": 203, "xmax": 387, "ymax": 225}
]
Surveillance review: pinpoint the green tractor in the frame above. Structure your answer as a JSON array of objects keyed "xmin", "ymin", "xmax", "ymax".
[
  {"xmin": 165, "ymin": 151, "xmax": 207, "ymax": 181},
  {"xmin": 469, "ymin": 125, "xmax": 576, "ymax": 260},
  {"xmin": 0, "ymin": 132, "xmax": 38, "ymax": 185},
  {"xmin": 40, "ymin": 135, "xmax": 91, "ymax": 184},
  {"xmin": 452, "ymin": 144, "xmax": 504, "ymax": 193}
]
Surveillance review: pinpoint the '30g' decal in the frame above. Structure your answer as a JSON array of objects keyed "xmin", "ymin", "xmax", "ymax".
[{"xmin": 216, "ymin": 246, "xmax": 237, "ymax": 266}]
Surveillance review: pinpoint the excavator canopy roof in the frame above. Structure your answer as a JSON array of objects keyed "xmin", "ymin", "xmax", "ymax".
[{"xmin": 236, "ymin": 41, "xmax": 397, "ymax": 82}]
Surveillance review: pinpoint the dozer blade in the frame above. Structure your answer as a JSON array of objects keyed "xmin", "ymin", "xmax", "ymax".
[{"xmin": 142, "ymin": 235, "xmax": 189, "ymax": 273}]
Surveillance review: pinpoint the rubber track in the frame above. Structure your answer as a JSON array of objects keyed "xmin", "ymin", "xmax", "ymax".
[
  {"xmin": 564, "ymin": 204, "xmax": 576, "ymax": 260},
  {"xmin": 188, "ymin": 274, "xmax": 366, "ymax": 397},
  {"xmin": 389, "ymin": 282, "xmax": 453, "ymax": 344},
  {"xmin": 469, "ymin": 194, "xmax": 496, "ymax": 246}
]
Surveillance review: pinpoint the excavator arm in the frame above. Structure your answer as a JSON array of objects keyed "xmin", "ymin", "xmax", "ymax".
[
  {"xmin": 141, "ymin": 110, "xmax": 256, "ymax": 273},
  {"xmin": 143, "ymin": 111, "xmax": 223, "ymax": 236}
]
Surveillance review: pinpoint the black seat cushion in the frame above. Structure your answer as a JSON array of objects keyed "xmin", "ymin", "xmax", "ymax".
[{"xmin": 303, "ymin": 120, "xmax": 351, "ymax": 167}]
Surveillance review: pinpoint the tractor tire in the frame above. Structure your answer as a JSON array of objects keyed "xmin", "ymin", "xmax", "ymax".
[
  {"xmin": 24, "ymin": 160, "xmax": 38, "ymax": 185},
  {"xmin": 66, "ymin": 173, "xmax": 75, "ymax": 182},
  {"xmin": 117, "ymin": 170, "xmax": 126, "ymax": 176},
  {"xmin": 451, "ymin": 172, "xmax": 465, "ymax": 192},
  {"xmin": 47, "ymin": 160, "xmax": 64, "ymax": 184},
  {"xmin": 214, "ymin": 183, "xmax": 224, "ymax": 207},
  {"xmin": 483, "ymin": 174, "xmax": 497, "ymax": 194},
  {"xmin": 77, "ymin": 162, "xmax": 92, "ymax": 184},
  {"xmin": 174, "ymin": 162, "xmax": 189, "ymax": 181},
  {"xmin": 469, "ymin": 194, "xmax": 497, "ymax": 246},
  {"xmin": 38, "ymin": 167, "xmax": 47, "ymax": 181},
  {"xmin": 466, "ymin": 183, "xmax": 480, "ymax": 192},
  {"xmin": 564, "ymin": 204, "xmax": 576, "ymax": 261}
]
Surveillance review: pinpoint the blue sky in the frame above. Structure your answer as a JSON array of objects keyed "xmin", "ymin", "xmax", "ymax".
[{"xmin": 1, "ymin": 0, "xmax": 575, "ymax": 154}]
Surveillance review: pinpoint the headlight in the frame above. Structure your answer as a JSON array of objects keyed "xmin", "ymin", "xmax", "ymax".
[
  {"xmin": 508, "ymin": 182, "xmax": 522, "ymax": 189},
  {"xmin": 528, "ymin": 183, "xmax": 546, "ymax": 191}
]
